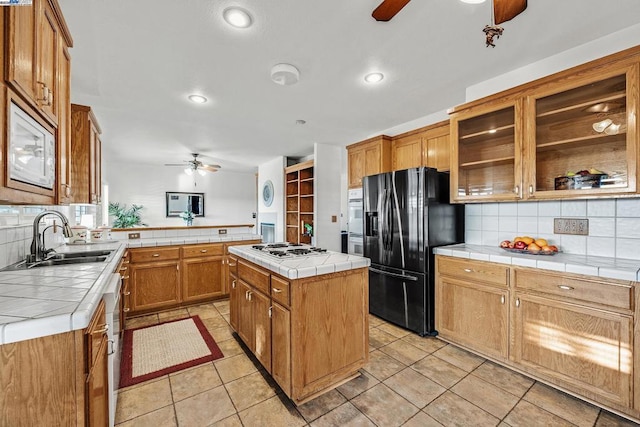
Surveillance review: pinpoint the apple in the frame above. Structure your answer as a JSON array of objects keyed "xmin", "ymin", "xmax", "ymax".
[
  {"xmin": 514, "ymin": 241, "xmax": 527, "ymax": 250},
  {"xmin": 499, "ymin": 240, "xmax": 511, "ymax": 248},
  {"xmin": 508, "ymin": 241, "xmax": 515, "ymax": 248},
  {"xmin": 548, "ymin": 245, "xmax": 559, "ymax": 252}
]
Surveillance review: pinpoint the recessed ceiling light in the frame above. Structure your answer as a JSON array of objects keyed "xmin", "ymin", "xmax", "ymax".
[
  {"xmin": 364, "ymin": 72, "xmax": 384, "ymax": 84},
  {"xmin": 223, "ymin": 7, "xmax": 253, "ymax": 28},
  {"xmin": 459, "ymin": 0, "xmax": 486, "ymax": 3},
  {"xmin": 188, "ymin": 94, "xmax": 207, "ymax": 104}
]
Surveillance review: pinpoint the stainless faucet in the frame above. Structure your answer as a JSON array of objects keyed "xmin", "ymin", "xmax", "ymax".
[{"xmin": 29, "ymin": 210, "xmax": 74, "ymax": 263}]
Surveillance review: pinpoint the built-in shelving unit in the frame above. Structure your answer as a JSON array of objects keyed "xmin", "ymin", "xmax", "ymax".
[{"xmin": 285, "ymin": 160, "xmax": 314, "ymax": 244}]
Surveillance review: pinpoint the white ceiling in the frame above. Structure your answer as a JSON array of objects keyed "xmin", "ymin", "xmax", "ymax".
[{"xmin": 58, "ymin": 0, "xmax": 640, "ymax": 173}]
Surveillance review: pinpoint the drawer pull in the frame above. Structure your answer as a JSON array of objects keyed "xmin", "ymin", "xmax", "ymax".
[
  {"xmin": 119, "ymin": 266, "xmax": 127, "ymax": 271},
  {"xmin": 558, "ymin": 285, "xmax": 574, "ymax": 291},
  {"xmin": 124, "ymin": 291, "xmax": 131, "ymax": 296},
  {"xmin": 122, "ymin": 275, "xmax": 130, "ymax": 279},
  {"xmin": 123, "ymin": 308, "xmax": 130, "ymax": 313},
  {"xmin": 152, "ymin": 254, "xmax": 160, "ymax": 257},
  {"xmin": 272, "ymin": 287, "xmax": 283, "ymax": 293},
  {"xmin": 463, "ymin": 268, "xmax": 473, "ymax": 273},
  {"xmin": 93, "ymin": 324, "xmax": 109, "ymax": 335},
  {"xmin": 200, "ymin": 249, "xmax": 208, "ymax": 253},
  {"xmin": 515, "ymin": 298, "xmax": 520, "ymax": 308},
  {"xmin": 228, "ymin": 263, "xmax": 236, "ymax": 267},
  {"xmin": 500, "ymin": 295, "xmax": 505, "ymax": 304}
]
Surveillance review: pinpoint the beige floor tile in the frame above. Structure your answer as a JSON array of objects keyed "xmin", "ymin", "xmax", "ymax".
[
  {"xmin": 114, "ymin": 404, "xmax": 176, "ymax": 427},
  {"xmin": 214, "ymin": 353, "xmax": 259, "ymax": 383},
  {"xmin": 524, "ymin": 382, "xmax": 600, "ymax": 426},
  {"xmin": 402, "ymin": 411, "xmax": 444, "ymax": 427},
  {"xmin": 351, "ymin": 383, "xmax": 419, "ymax": 427},
  {"xmin": 115, "ymin": 377, "xmax": 173, "ymax": 424},
  {"xmin": 383, "ymin": 368, "xmax": 446, "ymax": 409},
  {"xmin": 363, "ymin": 350, "xmax": 407, "ymax": 381},
  {"xmin": 451, "ymin": 374, "xmax": 519, "ymax": 419},
  {"xmin": 411, "ymin": 355, "xmax": 468, "ymax": 388},
  {"xmin": 310, "ymin": 402, "xmax": 376, "ymax": 427},
  {"xmin": 174, "ymin": 385, "xmax": 236, "ymax": 426},
  {"xmin": 370, "ymin": 327, "xmax": 400, "ymax": 349},
  {"xmin": 187, "ymin": 303, "xmax": 219, "ymax": 319},
  {"xmin": 157, "ymin": 308, "xmax": 190, "ymax": 322},
  {"xmin": 201, "ymin": 314, "xmax": 231, "ymax": 331},
  {"xmin": 424, "ymin": 391, "xmax": 499, "ymax": 427},
  {"xmin": 377, "ymin": 322, "xmax": 412, "ymax": 338},
  {"xmin": 211, "ymin": 414, "xmax": 243, "ymax": 427},
  {"xmin": 117, "ymin": 375, "xmax": 167, "ymax": 393},
  {"xmin": 400, "ymin": 335, "xmax": 448, "ymax": 354},
  {"xmin": 221, "ymin": 313, "xmax": 231, "ymax": 323},
  {"xmin": 207, "ymin": 324, "xmax": 235, "ymax": 342},
  {"xmin": 225, "ymin": 371, "xmax": 278, "ymax": 411},
  {"xmin": 297, "ymin": 389, "xmax": 348, "ymax": 422},
  {"xmin": 503, "ymin": 400, "xmax": 575, "ymax": 427},
  {"xmin": 238, "ymin": 394, "xmax": 306, "ymax": 427},
  {"xmin": 214, "ymin": 300, "xmax": 230, "ymax": 315},
  {"xmin": 216, "ymin": 337, "xmax": 244, "ymax": 358},
  {"xmin": 596, "ymin": 410, "xmax": 640, "ymax": 426},
  {"xmin": 125, "ymin": 314, "xmax": 159, "ymax": 330},
  {"xmin": 337, "ymin": 370, "xmax": 380, "ymax": 400},
  {"xmin": 471, "ymin": 361, "xmax": 534, "ymax": 398},
  {"xmin": 169, "ymin": 362, "xmax": 222, "ymax": 402},
  {"xmin": 432, "ymin": 344, "xmax": 485, "ymax": 372},
  {"xmin": 379, "ymin": 340, "xmax": 428, "ymax": 365},
  {"xmin": 369, "ymin": 315, "xmax": 385, "ymax": 327}
]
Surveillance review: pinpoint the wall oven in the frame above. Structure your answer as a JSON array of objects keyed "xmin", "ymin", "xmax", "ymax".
[{"xmin": 347, "ymin": 188, "xmax": 364, "ymax": 256}]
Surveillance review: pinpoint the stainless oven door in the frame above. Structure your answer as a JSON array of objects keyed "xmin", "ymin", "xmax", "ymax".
[{"xmin": 348, "ymin": 233, "xmax": 364, "ymax": 256}]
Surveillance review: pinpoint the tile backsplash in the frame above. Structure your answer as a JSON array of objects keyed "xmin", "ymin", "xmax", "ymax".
[{"xmin": 465, "ymin": 198, "xmax": 640, "ymax": 260}]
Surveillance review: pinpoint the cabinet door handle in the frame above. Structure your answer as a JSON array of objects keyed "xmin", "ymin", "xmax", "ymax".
[
  {"xmin": 268, "ymin": 306, "xmax": 272, "ymax": 318},
  {"xmin": 119, "ymin": 266, "xmax": 127, "ymax": 271},
  {"xmin": 558, "ymin": 285, "xmax": 574, "ymax": 291},
  {"xmin": 123, "ymin": 307, "xmax": 130, "ymax": 313},
  {"xmin": 93, "ymin": 324, "xmax": 109, "ymax": 335},
  {"xmin": 108, "ymin": 339, "xmax": 115, "ymax": 355},
  {"xmin": 124, "ymin": 291, "xmax": 131, "ymax": 296},
  {"xmin": 514, "ymin": 186, "xmax": 519, "ymax": 195},
  {"xmin": 463, "ymin": 268, "xmax": 473, "ymax": 273},
  {"xmin": 200, "ymin": 249, "xmax": 208, "ymax": 253},
  {"xmin": 152, "ymin": 254, "xmax": 160, "ymax": 257},
  {"xmin": 248, "ymin": 291, "xmax": 252, "ymax": 301},
  {"xmin": 245, "ymin": 290, "xmax": 249, "ymax": 300},
  {"xmin": 65, "ymin": 185, "xmax": 71, "ymax": 197},
  {"xmin": 232, "ymin": 280, "xmax": 236, "ymax": 289},
  {"xmin": 121, "ymin": 275, "xmax": 130, "ymax": 279},
  {"xmin": 500, "ymin": 295, "xmax": 505, "ymax": 304},
  {"xmin": 515, "ymin": 298, "xmax": 520, "ymax": 307},
  {"xmin": 272, "ymin": 287, "xmax": 283, "ymax": 293},
  {"xmin": 228, "ymin": 263, "xmax": 236, "ymax": 267},
  {"xmin": 529, "ymin": 185, "xmax": 534, "ymax": 194}
]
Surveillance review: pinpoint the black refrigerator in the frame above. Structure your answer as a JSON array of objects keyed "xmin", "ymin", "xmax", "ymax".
[{"xmin": 363, "ymin": 167, "xmax": 464, "ymax": 336}]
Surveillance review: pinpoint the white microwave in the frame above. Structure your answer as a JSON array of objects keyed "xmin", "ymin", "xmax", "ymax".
[{"xmin": 9, "ymin": 102, "xmax": 55, "ymax": 190}]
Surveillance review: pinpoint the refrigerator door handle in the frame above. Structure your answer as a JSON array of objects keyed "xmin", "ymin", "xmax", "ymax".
[{"xmin": 369, "ymin": 267, "xmax": 419, "ymax": 281}]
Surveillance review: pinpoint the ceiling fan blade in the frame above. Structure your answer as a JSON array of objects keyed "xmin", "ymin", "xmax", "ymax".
[
  {"xmin": 201, "ymin": 165, "xmax": 221, "ymax": 172},
  {"xmin": 164, "ymin": 163, "xmax": 186, "ymax": 166},
  {"xmin": 372, "ymin": 0, "xmax": 411, "ymax": 22},
  {"xmin": 494, "ymin": 0, "xmax": 527, "ymax": 25}
]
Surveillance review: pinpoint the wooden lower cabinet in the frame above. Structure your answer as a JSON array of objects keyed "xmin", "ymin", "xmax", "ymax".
[
  {"xmin": 229, "ymin": 272, "xmax": 239, "ymax": 331},
  {"xmin": 230, "ymin": 256, "xmax": 369, "ymax": 404},
  {"xmin": 0, "ymin": 299, "xmax": 109, "ymax": 426},
  {"xmin": 181, "ymin": 255, "xmax": 225, "ymax": 303},
  {"xmin": 436, "ymin": 255, "xmax": 639, "ymax": 421},
  {"xmin": 130, "ymin": 260, "xmax": 180, "ymax": 313}
]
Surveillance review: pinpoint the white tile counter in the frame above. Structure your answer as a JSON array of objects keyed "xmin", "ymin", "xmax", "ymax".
[
  {"xmin": 229, "ymin": 245, "xmax": 370, "ymax": 279},
  {"xmin": 434, "ymin": 244, "xmax": 640, "ymax": 281},
  {"xmin": 0, "ymin": 234, "xmax": 261, "ymax": 345}
]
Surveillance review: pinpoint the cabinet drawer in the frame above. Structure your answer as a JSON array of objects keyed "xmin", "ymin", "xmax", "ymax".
[
  {"xmin": 437, "ymin": 256, "xmax": 509, "ymax": 287},
  {"xmin": 271, "ymin": 276, "xmax": 290, "ymax": 307},
  {"xmin": 130, "ymin": 247, "xmax": 180, "ymax": 263},
  {"xmin": 515, "ymin": 269, "xmax": 633, "ymax": 310},
  {"xmin": 182, "ymin": 243, "xmax": 223, "ymax": 258},
  {"xmin": 238, "ymin": 259, "xmax": 270, "ymax": 295}
]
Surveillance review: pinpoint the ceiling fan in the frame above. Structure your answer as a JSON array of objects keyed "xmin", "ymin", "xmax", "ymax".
[
  {"xmin": 372, "ymin": 0, "xmax": 527, "ymax": 24},
  {"xmin": 164, "ymin": 153, "xmax": 221, "ymax": 176}
]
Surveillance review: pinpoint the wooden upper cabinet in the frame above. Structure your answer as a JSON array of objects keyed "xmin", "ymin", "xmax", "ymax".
[
  {"xmin": 392, "ymin": 131, "xmax": 423, "ymax": 171},
  {"xmin": 391, "ymin": 121, "xmax": 451, "ymax": 172},
  {"xmin": 5, "ymin": 2, "xmax": 37, "ymax": 103},
  {"xmin": 346, "ymin": 135, "xmax": 391, "ymax": 188},
  {"xmin": 71, "ymin": 104, "xmax": 103, "ymax": 204},
  {"xmin": 37, "ymin": 0, "xmax": 59, "ymax": 124},
  {"xmin": 450, "ymin": 45, "xmax": 640, "ymax": 203},
  {"xmin": 56, "ymin": 44, "xmax": 72, "ymax": 204}
]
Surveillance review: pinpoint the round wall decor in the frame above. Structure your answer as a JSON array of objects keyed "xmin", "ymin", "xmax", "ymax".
[{"xmin": 262, "ymin": 180, "xmax": 274, "ymax": 207}]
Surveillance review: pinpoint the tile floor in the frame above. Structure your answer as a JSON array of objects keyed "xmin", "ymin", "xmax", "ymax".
[{"xmin": 115, "ymin": 300, "xmax": 639, "ymax": 427}]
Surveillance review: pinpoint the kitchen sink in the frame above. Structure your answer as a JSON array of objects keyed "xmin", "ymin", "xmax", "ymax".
[{"xmin": 0, "ymin": 250, "xmax": 114, "ymax": 271}]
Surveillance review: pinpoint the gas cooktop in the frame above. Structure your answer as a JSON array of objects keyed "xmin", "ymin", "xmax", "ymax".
[{"xmin": 250, "ymin": 243, "xmax": 328, "ymax": 258}]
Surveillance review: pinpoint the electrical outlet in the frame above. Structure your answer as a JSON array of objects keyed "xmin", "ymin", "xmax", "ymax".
[
  {"xmin": 331, "ymin": 215, "xmax": 337, "ymax": 223},
  {"xmin": 128, "ymin": 233, "xmax": 140, "ymax": 239},
  {"xmin": 553, "ymin": 218, "xmax": 589, "ymax": 235},
  {"xmin": 218, "ymin": 229, "xmax": 227, "ymax": 235}
]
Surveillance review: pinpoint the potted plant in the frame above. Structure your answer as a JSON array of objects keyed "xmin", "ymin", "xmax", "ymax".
[
  {"xmin": 180, "ymin": 210, "xmax": 194, "ymax": 226},
  {"xmin": 108, "ymin": 203, "xmax": 148, "ymax": 228}
]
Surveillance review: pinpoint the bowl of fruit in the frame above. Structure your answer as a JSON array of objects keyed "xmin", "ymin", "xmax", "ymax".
[{"xmin": 499, "ymin": 237, "xmax": 559, "ymax": 255}]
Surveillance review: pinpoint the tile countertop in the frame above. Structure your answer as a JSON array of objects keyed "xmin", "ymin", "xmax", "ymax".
[
  {"xmin": 229, "ymin": 245, "xmax": 371, "ymax": 279},
  {"xmin": 434, "ymin": 244, "xmax": 640, "ymax": 282},
  {"xmin": 0, "ymin": 234, "xmax": 261, "ymax": 345}
]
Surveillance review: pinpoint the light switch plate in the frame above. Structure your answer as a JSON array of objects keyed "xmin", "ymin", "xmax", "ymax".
[
  {"xmin": 128, "ymin": 233, "xmax": 140, "ymax": 239},
  {"xmin": 553, "ymin": 218, "xmax": 589, "ymax": 235}
]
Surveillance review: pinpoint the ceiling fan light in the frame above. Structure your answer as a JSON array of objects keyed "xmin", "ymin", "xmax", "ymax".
[
  {"xmin": 223, "ymin": 7, "xmax": 253, "ymax": 29},
  {"xmin": 364, "ymin": 72, "xmax": 384, "ymax": 84},
  {"xmin": 197, "ymin": 169, "xmax": 207, "ymax": 176},
  {"xmin": 184, "ymin": 167, "xmax": 193, "ymax": 176},
  {"xmin": 459, "ymin": 0, "xmax": 486, "ymax": 4}
]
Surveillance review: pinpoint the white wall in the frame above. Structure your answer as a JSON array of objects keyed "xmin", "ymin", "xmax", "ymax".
[
  {"xmin": 257, "ymin": 157, "xmax": 286, "ymax": 242},
  {"xmin": 314, "ymin": 143, "xmax": 343, "ymax": 252},
  {"xmin": 105, "ymin": 161, "xmax": 257, "ymax": 227}
]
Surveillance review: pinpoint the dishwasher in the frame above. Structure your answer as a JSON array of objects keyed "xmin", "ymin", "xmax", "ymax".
[{"xmin": 103, "ymin": 273, "xmax": 122, "ymax": 427}]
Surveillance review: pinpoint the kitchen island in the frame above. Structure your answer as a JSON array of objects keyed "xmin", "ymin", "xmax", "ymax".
[{"xmin": 228, "ymin": 243, "xmax": 370, "ymax": 405}]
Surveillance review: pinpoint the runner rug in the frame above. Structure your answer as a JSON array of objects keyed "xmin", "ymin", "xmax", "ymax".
[{"xmin": 119, "ymin": 315, "xmax": 224, "ymax": 388}]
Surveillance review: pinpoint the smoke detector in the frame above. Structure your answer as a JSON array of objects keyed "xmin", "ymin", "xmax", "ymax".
[{"xmin": 270, "ymin": 63, "xmax": 300, "ymax": 86}]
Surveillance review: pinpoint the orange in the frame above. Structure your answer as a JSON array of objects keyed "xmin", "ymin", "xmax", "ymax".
[
  {"xmin": 513, "ymin": 237, "xmax": 523, "ymax": 243},
  {"xmin": 534, "ymin": 238, "xmax": 548, "ymax": 247},
  {"xmin": 521, "ymin": 237, "xmax": 534, "ymax": 245}
]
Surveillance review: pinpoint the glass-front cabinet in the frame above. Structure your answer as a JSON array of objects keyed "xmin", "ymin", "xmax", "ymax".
[
  {"xmin": 450, "ymin": 55, "xmax": 639, "ymax": 203},
  {"xmin": 524, "ymin": 64, "xmax": 638, "ymax": 199},
  {"xmin": 450, "ymin": 100, "xmax": 523, "ymax": 202}
]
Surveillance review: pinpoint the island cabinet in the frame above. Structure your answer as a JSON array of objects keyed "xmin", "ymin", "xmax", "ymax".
[
  {"xmin": 449, "ymin": 46, "xmax": 640, "ymax": 203},
  {"xmin": 435, "ymin": 255, "xmax": 640, "ymax": 422},
  {"xmin": 230, "ymin": 256, "xmax": 369, "ymax": 404},
  {"xmin": 347, "ymin": 135, "xmax": 392, "ymax": 188}
]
